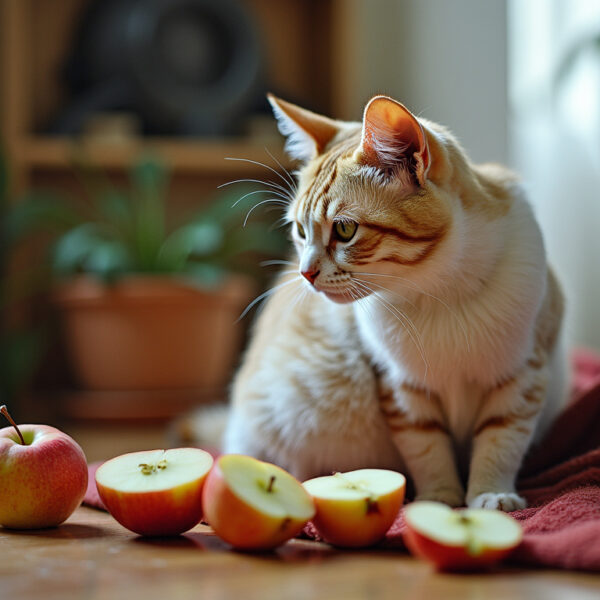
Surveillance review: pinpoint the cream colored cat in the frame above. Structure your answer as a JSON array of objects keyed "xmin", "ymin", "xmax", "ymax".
[{"xmin": 220, "ymin": 94, "xmax": 566, "ymax": 512}]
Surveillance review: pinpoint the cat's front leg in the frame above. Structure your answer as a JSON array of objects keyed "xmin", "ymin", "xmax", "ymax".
[
  {"xmin": 381, "ymin": 385, "xmax": 464, "ymax": 507},
  {"xmin": 466, "ymin": 368, "xmax": 549, "ymax": 511}
]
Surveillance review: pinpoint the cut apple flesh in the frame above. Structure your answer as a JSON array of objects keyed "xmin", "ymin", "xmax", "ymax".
[
  {"xmin": 302, "ymin": 469, "xmax": 406, "ymax": 548},
  {"xmin": 303, "ymin": 469, "xmax": 406, "ymax": 501},
  {"xmin": 404, "ymin": 501, "xmax": 523, "ymax": 555},
  {"xmin": 96, "ymin": 448, "xmax": 214, "ymax": 492},
  {"xmin": 95, "ymin": 448, "xmax": 213, "ymax": 536},
  {"xmin": 219, "ymin": 454, "xmax": 314, "ymax": 521}
]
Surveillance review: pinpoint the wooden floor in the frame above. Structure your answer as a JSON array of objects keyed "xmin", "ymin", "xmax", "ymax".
[
  {"xmin": 3, "ymin": 422, "xmax": 598, "ymax": 600},
  {"xmin": 1, "ymin": 506, "xmax": 599, "ymax": 600}
]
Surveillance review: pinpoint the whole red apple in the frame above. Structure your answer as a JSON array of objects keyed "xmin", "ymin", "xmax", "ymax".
[{"xmin": 0, "ymin": 406, "xmax": 88, "ymax": 529}]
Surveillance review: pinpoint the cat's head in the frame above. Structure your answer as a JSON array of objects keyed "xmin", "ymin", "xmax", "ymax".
[{"xmin": 269, "ymin": 94, "xmax": 467, "ymax": 304}]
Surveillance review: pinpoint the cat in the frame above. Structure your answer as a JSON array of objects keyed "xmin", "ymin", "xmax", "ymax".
[{"xmin": 194, "ymin": 94, "xmax": 567, "ymax": 512}]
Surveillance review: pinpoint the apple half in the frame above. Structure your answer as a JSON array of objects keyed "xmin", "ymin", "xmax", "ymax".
[
  {"xmin": 96, "ymin": 448, "xmax": 213, "ymax": 536},
  {"xmin": 302, "ymin": 469, "xmax": 406, "ymax": 547},
  {"xmin": 202, "ymin": 454, "xmax": 315, "ymax": 550},
  {"xmin": 403, "ymin": 501, "xmax": 523, "ymax": 570}
]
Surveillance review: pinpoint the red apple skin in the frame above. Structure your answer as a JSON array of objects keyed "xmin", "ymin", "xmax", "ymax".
[
  {"xmin": 403, "ymin": 524, "xmax": 518, "ymax": 571},
  {"xmin": 202, "ymin": 458, "xmax": 313, "ymax": 550},
  {"xmin": 0, "ymin": 424, "xmax": 88, "ymax": 529},
  {"xmin": 310, "ymin": 487, "xmax": 405, "ymax": 548},
  {"xmin": 96, "ymin": 476, "xmax": 207, "ymax": 537}
]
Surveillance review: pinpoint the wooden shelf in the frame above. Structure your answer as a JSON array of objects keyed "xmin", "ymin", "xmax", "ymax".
[
  {"xmin": 57, "ymin": 387, "xmax": 226, "ymax": 423},
  {"xmin": 15, "ymin": 136, "xmax": 290, "ymax": 174}
]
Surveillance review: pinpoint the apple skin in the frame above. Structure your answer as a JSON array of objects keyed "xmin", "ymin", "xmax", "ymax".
[
  {"xmin": 96, "ymin": 450, "xmax": 212, "ymax": 537},
  {"xmin": 0, "ymin": 424, "xmax": 88, "ymax": 529},
  {"xmin": 97, "ymin": 479, "xmax": 207, "ymax": 537},
  {"xmin": 309, "ymin": 484, "xmax": 405, "ymax": 548},
  {"xmin": 202, "ymin": 456, "xmax": 315, "ymax": 550},
  {"xmin": 403, "ymin": 525, "xmax": 517, "ymax": 571}
]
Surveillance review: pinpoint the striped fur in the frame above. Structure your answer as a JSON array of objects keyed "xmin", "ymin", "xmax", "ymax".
[{"xmin": 220, "ymin": 95, "xmax": 567, "ymax": 511}]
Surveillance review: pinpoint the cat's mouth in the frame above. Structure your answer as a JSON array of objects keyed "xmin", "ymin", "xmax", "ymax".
[{"xmin": 313, "ymin": 286, "xmax": 358, "ymax": 304}]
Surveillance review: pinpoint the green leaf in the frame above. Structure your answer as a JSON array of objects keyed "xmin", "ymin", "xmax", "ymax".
[
  {"xmin": 52, "ymin": 223, "xmax": 114, "ymax": 275},
  {"xmin": 158, "ymin": 222, "xmax": 224, "ymax": 271},
  {"xmin": 97, "ymin": 190, "xmax": 133, "ymax": 231},
  {"xmin": 0, "ymin": 328, "xmax": 45, "ymax": 404},
  {"xmin": 82, "ymin": 239, "xmax": 134, "ymax": 281},
  {"xmin": 181, "ymin": 262, "xmax": 227, "ymax": 288},
  {"xmin": 130, "ymin": 158, "xmax": 168, "ymax": 270},
  {"xmin": 187, "ymin": 184, "xmax": 265, "ymax": 228},
  {"xmin": 3, "ymin": 193, "xmax": 84, "ymax": 246},
  {"xmin": 220, "ymin": 223, "xmax": 289, "ymax": 258}
]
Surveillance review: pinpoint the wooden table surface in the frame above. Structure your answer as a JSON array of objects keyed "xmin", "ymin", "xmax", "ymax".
[{"xmin": 1, "ymin": 505, "xmax": 599, "ymax": 600}]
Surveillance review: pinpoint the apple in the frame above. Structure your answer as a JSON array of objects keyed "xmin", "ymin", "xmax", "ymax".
[
  {"xmin": 403, "ymin": 501, "xmax": 523, "ymax": 570},
  {"xmin": 0, "ymin": 405, "xmax": 88, "ymax": 529},
  {"xmin": 202, "ymin": 454, "xmax": 315, "ymax": 550},
  {"xmin": 302, "ymin": 469, "xmax": 406, "ymax": 547},
  {"xmin": 95, "ymin": 447, "xmax": 213, "ymax": 536}
]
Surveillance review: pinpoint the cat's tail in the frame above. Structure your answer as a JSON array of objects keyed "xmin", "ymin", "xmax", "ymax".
[{"xmin": 168, "ymin": 403, "xmax": 229, "ymax": 452}]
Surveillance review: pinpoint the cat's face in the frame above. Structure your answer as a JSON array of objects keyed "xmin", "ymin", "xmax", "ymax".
[{"xmin": 270, "ymin": 95, "xmax": 454, "ymax": 304}]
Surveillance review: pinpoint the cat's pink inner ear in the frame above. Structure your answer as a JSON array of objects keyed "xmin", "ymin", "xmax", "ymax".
[
  {"xmin": 359, "ymin": 96, "xmax": 429, "ymax": 183},
  {"xmin": 267, "ymin": 94, "xmax": 339, "ymax": 159}
]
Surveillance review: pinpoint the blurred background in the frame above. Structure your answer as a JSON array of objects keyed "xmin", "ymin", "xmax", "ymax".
[{"xmin": 0, "ymin": 0, "xmax": 598, "ymax": 458}]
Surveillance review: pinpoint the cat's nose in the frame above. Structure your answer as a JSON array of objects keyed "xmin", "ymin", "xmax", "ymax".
[{"xmin": 301, "ymin": 268, "xmax": 320, "ymax": 285}]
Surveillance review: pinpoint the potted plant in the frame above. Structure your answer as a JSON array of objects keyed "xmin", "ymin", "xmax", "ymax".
[{"xmin": 4, "ymin": 158, "xmax": 287, "ymax": 396}]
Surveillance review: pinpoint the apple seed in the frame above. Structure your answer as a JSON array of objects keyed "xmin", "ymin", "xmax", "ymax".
[
  {"xmin": 333, "ymin": 472, "xmax": 378, "ymax": 513},
  {"xmin": 366, "ymin": 498, "xmax": 381, "ymax": 515}
]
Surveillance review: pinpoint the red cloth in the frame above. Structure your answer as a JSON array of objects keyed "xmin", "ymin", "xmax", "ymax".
[
  {"xmin": 85, "ymin": 349, "xmax": 600, "ymax": 571},
  {"xmin": 84, "ymin": 462, "xmax": 105, "ymax": 511}
]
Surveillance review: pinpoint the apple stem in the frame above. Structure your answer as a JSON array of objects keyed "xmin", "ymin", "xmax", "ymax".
[
  {"xmin": 0, "ymin": 405, "xmax": 25, "ymax": 445},
  {"xmin": 267, "ymin": 475, "xmax": 276, "ymax": 493}
]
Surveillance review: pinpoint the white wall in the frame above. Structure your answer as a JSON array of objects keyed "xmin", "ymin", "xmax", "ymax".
[
  {"xmin": 336, "ymin": 0, "xmax": 508, "ymax": 164},
  {"xmin": 509, "ymin": 0, "xmax": 600, "ymax": 351}
]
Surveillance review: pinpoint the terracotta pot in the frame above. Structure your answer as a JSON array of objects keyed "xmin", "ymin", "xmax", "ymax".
[{"xmin": 53, "ymin": 275, "xmax": 254, "ymax": 391}]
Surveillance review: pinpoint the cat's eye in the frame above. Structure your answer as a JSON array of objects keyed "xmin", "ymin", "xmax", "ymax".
[
  {"xmin": 296, "ymin": 222, "xmax": 306, "ymax": 239},
  {"xmin": 333, "ymin": 220, "xmax": 358, "ymax": 242}
]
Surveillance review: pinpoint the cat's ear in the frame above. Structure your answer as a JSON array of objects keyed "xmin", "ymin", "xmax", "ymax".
[
  {"xmin": 356, "ymin": 96, "xmax": 430, "ymax": 185},
  {"xmin": 267, "ymin": 94, "xmax": 339, "ymax": 163}
]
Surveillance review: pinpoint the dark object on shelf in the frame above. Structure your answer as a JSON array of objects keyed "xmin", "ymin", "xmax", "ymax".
[{"xmin": 50, "ymin": 0, "xmax": 264, "ymax": 136}]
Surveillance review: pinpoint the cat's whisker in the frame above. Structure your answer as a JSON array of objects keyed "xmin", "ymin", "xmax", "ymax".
[
  {"xmin": 270, "ymin": 216, "xmax": 292, "ymax": 231},
  {"xmin": 244, "ymin": 198, "xmax": 289, "ymax": 227},
  {"xmin": 225, "ymin": 155, "xmax": 297, "ymax": 196},
  {"xmin": 236, "ymin": 276, "xmax": 303, "ymax": 323},
  {"xmin": 218, "ymin": 177, "xmax": 294, "ymax": 202},
  {"xmin": 351, "ymin": 276, "xmax": 417, "ymax": 309},
  {"xmin": 259, "ymin": 259, "xmax": 297, "ymax": 268},
  {"xmin": 231, "ymin": 188, "xmax": 291, "ymax": 208},
  {"xmin": 279, "ymin": 281, "xmax": 310, "ymax": 324},
  {"xmin": 263, "ymin": 147, "xmax": 298, "ymax": 193},
  {"xmin": 352, "ymin": 279, "xmax": 430, "ymax": 383},
  {"xmin": 352, "ymin": 270, "xmax": 471, "ymax": 353}
]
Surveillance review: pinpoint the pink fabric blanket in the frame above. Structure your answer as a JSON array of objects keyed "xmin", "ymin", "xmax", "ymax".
[{"xmin": 84, "ymin": 349, "xmax": 600, "ymax": 571}]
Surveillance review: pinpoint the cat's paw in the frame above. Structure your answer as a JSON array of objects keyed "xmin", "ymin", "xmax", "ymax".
[
  {"xmin": 467, "ymin": 492, "xmax": 527, "ymax": 512},
  {"xmin": 415, "ymin": 487, "xmax": 465, "ymax": 508}
]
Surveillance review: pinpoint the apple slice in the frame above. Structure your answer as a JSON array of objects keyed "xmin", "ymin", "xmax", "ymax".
[
  {"xmin": 96, "ymin": 448, "xmax": 213, "ymax": 536},
  {"xmin": 302, "ymin": 469, "xmax": 406, "ymax": 547},
  {"xmin": 403, "ymin": 501, "xmax": 523, "ymax": 571},
  {"xmin": 202, "ymin": 454, "xmax": 315, "ymax": 550}
]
